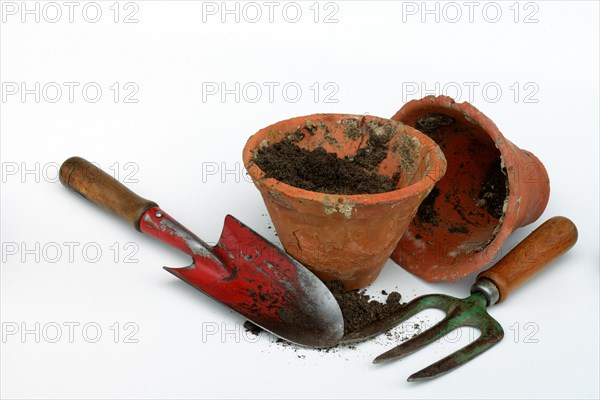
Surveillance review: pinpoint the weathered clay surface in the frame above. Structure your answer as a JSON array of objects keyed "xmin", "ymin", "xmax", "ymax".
[
  {"xmin": 243, "ymin": 114, "xmax": 446, "ymax": 289},
  {"xmin": 390, "ymin": 95, "xmax": 550, "ymax": 282}
]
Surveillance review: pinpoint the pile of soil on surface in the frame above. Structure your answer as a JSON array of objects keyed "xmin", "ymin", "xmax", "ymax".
[
  {"xmin": 243, "ymin": 280, "xmax": 405, "ymax": 341},
  {"xmin": 253, "ymin": 140, "xmax": 398, "ymax": 195},
  {"xmin": 324, "ymin": 280, "xmax": 404, "ymax": 336}
]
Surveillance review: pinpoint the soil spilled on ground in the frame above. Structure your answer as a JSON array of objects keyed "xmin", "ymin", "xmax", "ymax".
[
  {"xmin": 244, "ymin": 280, "xmax": 405, "ymax": 342},
  {"xmin": 253, "ymin": 140, "xmax": 397, "ymax": 195},
  {"xmin": 324, "ymin": 280, "xmax": 405, "ymax": 336}
]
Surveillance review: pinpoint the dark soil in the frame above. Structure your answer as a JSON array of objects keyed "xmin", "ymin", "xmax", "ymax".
[
  {"xmin": 244, "ymin": 280, "xmax": 405, "ymax": 341},
  {"xmin": 448, "ymin": 224, "xmax": 469, "ymax": 234},
  {"xmin": 253, "ymin": 126, "xmax": 399, "ymax": 195},
  {"xmin": 415, "ymin": 113, "xmax": 455, "ymax": 134},
  {"xmin": 243, "ymin": 320, "xmax": 263, "ymax": 336},
  {"xmin": 350, "ymin": 120, "xmax": 397, "ymax": 172},
  {"xmin": 324, "ymin": 280, "xmax": 405, "ymax": 336},
  {"xmin": 477, "ymin": 160, "xmax": 508, "ymax": 219},
  {"xmin": 415, "ymin": 187, "xmax": 441, "ymax": 226}
]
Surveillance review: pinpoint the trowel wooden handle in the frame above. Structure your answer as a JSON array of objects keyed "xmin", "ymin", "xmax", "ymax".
[
  {"xmin": 478, "ymin": 216, "xmax": 578, "ymax": 303},
  {"xmin": 60, "ymin": 156, "xmax": 157, "ymax": 231}
]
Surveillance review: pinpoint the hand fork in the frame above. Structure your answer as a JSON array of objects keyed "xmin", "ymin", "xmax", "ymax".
[{"xmin": 360, "ymin": 217, "xmax": 577, "ymax": 380}]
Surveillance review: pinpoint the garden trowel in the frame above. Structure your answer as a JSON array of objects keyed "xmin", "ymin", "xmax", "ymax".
[{"xmin": 59, "ymin": 157, "xmax": 344, "ymax": 348}]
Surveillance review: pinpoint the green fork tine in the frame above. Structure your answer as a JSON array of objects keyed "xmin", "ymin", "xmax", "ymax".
[
  {"xmin": 407, "ymin": 319, "xmax": 503, "ymax": 381},
  {"xmin": 373, "ymin": 291, "xmax": 504, "ymax": 380}
]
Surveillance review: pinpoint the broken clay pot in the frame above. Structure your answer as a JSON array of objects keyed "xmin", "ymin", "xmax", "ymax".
[
  {"xmin": 390, "ymin": 95, "xmax": 550, "ymax": 282},
  {"xmin": 243, "ymin": 114, "xmax": 446, "ymax": 290}
]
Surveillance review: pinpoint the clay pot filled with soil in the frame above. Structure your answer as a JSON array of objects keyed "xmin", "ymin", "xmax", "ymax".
[
  {"xmin": 243, "ymin": 114, "xmax": 446, "ymax": 290},
  {"xmin": 390, "ymin": 95, "xmax": 550, "ymax": 282}
]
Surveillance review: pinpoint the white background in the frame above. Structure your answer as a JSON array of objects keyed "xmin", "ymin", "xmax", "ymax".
[{"xmin": 1, "ymin": 1, "xmax": 598, "ymax": 398}]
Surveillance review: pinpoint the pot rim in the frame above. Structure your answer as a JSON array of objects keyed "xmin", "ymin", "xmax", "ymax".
[{"xmin": 243, "ymin": 113, "xmax": 447, "ymax": 206}]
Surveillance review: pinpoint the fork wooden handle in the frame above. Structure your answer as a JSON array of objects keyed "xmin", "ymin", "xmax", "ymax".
[
  {"xmin": 477, "ymin": 216, "xmax": 577, "ymax": 303},
  {"xmin": 60, "ymin": 156, "xmax": 157, "ymax": 231}
]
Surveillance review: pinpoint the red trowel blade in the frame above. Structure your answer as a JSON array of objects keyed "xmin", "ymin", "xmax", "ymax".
[{"xmin": 150, "ymin": 213, "xmax": 343, "ymax": 348}]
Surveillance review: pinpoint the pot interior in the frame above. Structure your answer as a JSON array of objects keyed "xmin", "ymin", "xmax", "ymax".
[
  {"xmin": 404, "ymin": 110, "xmax": 509, "ymax": 259},
  {"xmin": 252, "ymin": 115, "xmax": 434, "ymax": 193}
]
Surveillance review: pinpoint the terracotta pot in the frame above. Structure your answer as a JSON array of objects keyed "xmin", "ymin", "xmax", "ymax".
[
  {"xmin": 390, "ymin": 95, "xmax": 550, "ymax": 282},
  {"xmin": 243, "ymin": 114, "xmax": 446, "ymax": 289}
]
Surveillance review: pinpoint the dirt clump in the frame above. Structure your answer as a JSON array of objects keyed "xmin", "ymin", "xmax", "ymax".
[
  {"xmin": 253, "ymin": 140, "xmax": 397, "ymax": 195},
  {"xmin": 243, "ymin": 321, "xmax": 263, "ymax": 336},
  {"xmin": 415, "ymin": 113, "xmax": 455, "ymax": 134},
  {"xmin": 415, "ymin": 187, "xmax": 441, "ymax": 226},
  {"xmin": 244, "ymin": 280, "xmax": 405, "ymax": 342},
  {"xmin": 324, "ymin": 280, "xmax": 405, "ymax": 336},
  {"xmin": 477, "ymin": 159, "xmax": 508, "ymax": 219}
]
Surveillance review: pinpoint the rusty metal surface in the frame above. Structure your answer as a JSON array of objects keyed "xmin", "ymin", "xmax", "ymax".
[
  {"xmin": 372, "ymin": 292, "xmax": 504, "ymax": 381},
  {"xmin": 140, "ymin": 207, "xmax": 344, "ymax": 348}
]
